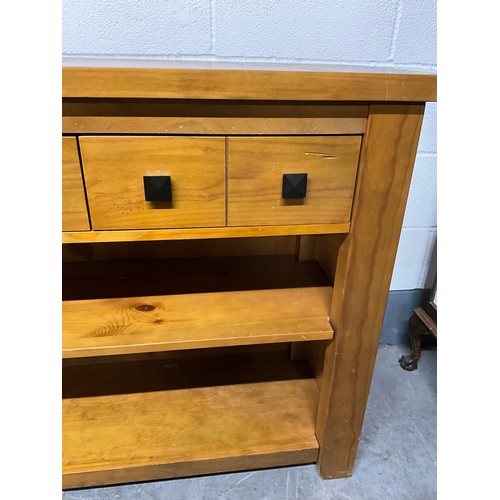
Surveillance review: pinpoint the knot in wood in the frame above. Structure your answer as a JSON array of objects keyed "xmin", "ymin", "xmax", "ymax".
[{"xmin": 135, "ymin": 304, "xmax": 155, "ymax": 312}]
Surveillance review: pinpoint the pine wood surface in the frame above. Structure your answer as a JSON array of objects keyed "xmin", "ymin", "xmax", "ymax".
[
  {"xmin": 79, "ymin": 136, "xmax": 226, "ymax": 230},
  {"xmin": 228, "ymin": 136, "xmax": 361, "ymax": 226},
  {"xmin": 62, "ymin": 100, "xmax": 367, "ymax": 135},
  {"xmin": 62, "ymin": 63, "xmax": 436, "ymax": 102},
  {"xmin": 62, "ymin": 137, "xmax": 90, "ymax": 231},
  {"xmin": 62, "ymin": 223, "xmax": 351, "ymax": 244},
  {"xmin": 62, "ymin": 254, "xmax": 333, "ymax": 357},
  {"xmin": 315, "ymin": 104, "xmax": 425, "ymax": 478},
  {"xmin": 63, "ymin": 286, "xmax": 333, "ymax": 358},
  {"xmin": 63, "ymin": 351, "xmax": 319, "ymax": 488},
  {"xmin": 60, "ymin": 64, "xmax": 436, "ymax": 486}
]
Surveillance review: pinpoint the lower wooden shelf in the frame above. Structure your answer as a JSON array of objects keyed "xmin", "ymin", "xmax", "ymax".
[{"xmin": 62, "ymin": 351, "xmax": 320, "ymax": 489}]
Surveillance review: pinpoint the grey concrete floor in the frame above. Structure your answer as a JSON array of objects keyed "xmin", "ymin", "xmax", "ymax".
[{"xmin": 63, "ymin": 344, "xmax": 437, "ymax": 500}]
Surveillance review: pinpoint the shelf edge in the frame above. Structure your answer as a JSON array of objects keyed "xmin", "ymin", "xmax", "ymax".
[{"xmin": 62, "ymin": 223, "xmax": 350, "ymax": 244}]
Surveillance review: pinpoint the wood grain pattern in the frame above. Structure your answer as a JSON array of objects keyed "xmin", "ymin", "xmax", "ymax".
[
  {"xmin": 62, "ymin": 65, "xmax": 437, "ymax": 102},
  {"xmin": 63, "ymin": 286, "xmax": 333, "ymax": 358},
  {"xmin": 63, "ymin": 116, "xmax": 366, "ymax": 135},
  {"xmin": 62, "ymin": 222, "xmax": 351, "ymax": 244},
  {"xmin": 62, "ymin": 137, "xmax": 90, "ymax": 231},
  {"xmin": 62, "ymin": 351, "xmax": 319, "ymax": 488},
  {"xmin": 60, "ymin": 65, "xmax": 436, "ymax": 487},
  {"xmin": 315, "ymin": 104, "xmax": 425, "ymax": 479},
  {"xmin": 228, "ymin": 136, "xmax": 361, "ymax": 226},
  {"xmin": 62, "ymin": 100, "xmax": 367, "ymax": 135},
  {"xmin": 79, "ymin": 136, "xmax": 225, "ymax": 230},
  {"xmin": 64, "ymin": 448, "xmax": 318, "ymax": 489}
]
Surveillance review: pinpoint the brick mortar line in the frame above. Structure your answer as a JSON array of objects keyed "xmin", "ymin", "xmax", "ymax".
[
  {"xmin": 388, "ymin": 0, "xmax": 404, "ymax": 61},
  {"xmin": 209, "ymin": 0, "xmax": 215, "ymax": 53}
]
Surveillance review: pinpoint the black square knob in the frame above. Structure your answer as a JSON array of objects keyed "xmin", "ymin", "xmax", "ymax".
[
  {"xmin": 143, "ymin": 176, "xmax": 172, "ymax": 202},
  {"xmin": 282, "ymin": 173, "xmax": 308, "ymax": 199}
]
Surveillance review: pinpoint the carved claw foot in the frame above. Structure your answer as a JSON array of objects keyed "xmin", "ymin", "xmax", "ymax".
[
  {"xmin": 399, "ymin": 311, "xmax": 425, "ymax": 371},
  {"xmin": 399, "ymin": 354, "xmax": 418, "ymax": 371}
]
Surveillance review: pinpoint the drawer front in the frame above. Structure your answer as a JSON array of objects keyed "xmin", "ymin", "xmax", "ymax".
[
  {"xmin": 62, "ymin": 137, "xmax": 90, "ymax": 231},
  {"xmin": 79, "ymin": 137, "xmax": 226, "ymax": 230},
  {"xmin": 228, "ymin": 136, "xmax": 361, "ymax": 226}
]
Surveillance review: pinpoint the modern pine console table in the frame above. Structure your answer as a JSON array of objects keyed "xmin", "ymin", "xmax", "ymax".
[{"xmin": 61, "ymin": 60, "xmax": 437, "ymax": 489}]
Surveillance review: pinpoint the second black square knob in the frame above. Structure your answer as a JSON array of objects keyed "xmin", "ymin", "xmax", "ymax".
[{"xmin": 282, "ymin": 173, "xmax": 308, "ymax": 199}]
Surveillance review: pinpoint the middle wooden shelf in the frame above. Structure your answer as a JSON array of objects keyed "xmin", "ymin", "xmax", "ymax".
[{"xmin": 62, "ymin": 254, "xmax": 334, "ymax": 359}]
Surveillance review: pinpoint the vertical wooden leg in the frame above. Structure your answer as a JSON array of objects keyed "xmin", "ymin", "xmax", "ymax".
[{"xmin": 315, "ymin": 104, "xmax": 425, "ymax": 478}]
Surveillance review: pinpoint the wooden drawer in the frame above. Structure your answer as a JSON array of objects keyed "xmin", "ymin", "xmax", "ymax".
[
  {"xmin": 62, "ymin": 137, "xmax": 90, "ymax": 231},
  {"xmin": 79, "ymin": 136, "xmax": 226, "ymax": 230},
  {"xmin": 228, "ymin": 136, "xmax": 361, "ymax": 226}
]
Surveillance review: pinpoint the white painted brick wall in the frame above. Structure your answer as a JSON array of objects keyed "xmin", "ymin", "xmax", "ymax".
[
  {"xmin": 62, "ymin": 0, "xmax": 437, "ymax": 291},
  {"xmin": 62, "ymin": 0, "xmax": 211, "ymax": 55},
  {"xmin": 213, "ymin": 0, "xmax": 397, "ymax": 61}
]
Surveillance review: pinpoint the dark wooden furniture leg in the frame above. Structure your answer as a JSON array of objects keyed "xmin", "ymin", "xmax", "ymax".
[{"xmin": 399, "ymin": 306, "xmax": 437, "ymax": 371}]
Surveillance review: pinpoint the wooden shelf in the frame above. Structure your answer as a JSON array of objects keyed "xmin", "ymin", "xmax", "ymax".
[
  {"xmin": 62, "ymin": 255, "xmax": 334, "ymax": 358},
  {"xmin": 63, "ymin": 286, "xmax": 332, "ymax": 358},
  {"xmin": 62, "ymin": 351, "xmax": 320, "ymax": 489}
]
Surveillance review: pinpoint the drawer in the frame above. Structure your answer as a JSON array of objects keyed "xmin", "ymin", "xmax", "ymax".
[
  {"xmin": 79, "ymin": 137, "xmax": 226, "ymax": 230},
  {"xmin": 228, "ymin": 136, "xmax": 361, "ymax": 226},
  {"xmin": 62, "ymin": 137, "xmax": 90, "ymax": 231}
]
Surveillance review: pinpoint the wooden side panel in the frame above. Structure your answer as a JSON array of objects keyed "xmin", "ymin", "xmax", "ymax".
[
  {"xmin": 293, "ymin": 234, "xmax": 346, "ymax": 386},
  {"xmin": 317, "ymin": 234, "xmax": 347, "ymax": 283},
  {"xmin": 62, "ymin": 137, "xmax": 90, "ymax": 231},
  {"xmin": 316, "ymin": 104, "xmax": 425, "ymax": 478},
  {"xmin": 228, "ymin": 136, "xmax": 361, "ymax": 226},
  {"xmin": 295, "ymin": 235, "xmax": 320, "ymax": 262},
  {"xmin": 304, "ymin": 340, "xmax": 329, "ymax": 390}
]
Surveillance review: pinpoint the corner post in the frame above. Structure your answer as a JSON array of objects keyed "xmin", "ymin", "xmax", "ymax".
[{"xmin": 316, "ymin": 104, "xmax": 425, "ymax": 478}]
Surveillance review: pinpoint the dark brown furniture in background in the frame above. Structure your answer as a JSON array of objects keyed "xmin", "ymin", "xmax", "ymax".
[{"xmin": 399, "ymin": 280, "xmax": 437, "ymax": 371}]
